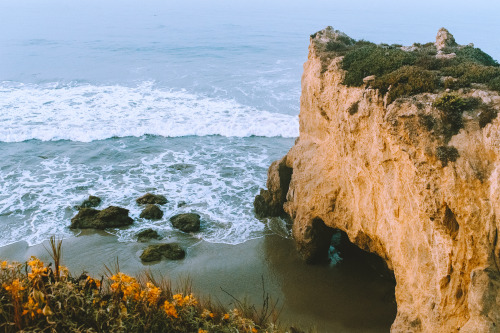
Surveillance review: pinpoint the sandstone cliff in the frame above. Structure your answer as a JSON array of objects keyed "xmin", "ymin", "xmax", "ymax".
[{"xmin": 256, "ymin": 28, "xmax": 500, "ymax": 332}]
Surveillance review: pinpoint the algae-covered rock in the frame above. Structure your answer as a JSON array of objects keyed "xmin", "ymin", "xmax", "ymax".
[
  {"xmin": 136, "ymin": 228, "xmax": 161, "ymax": 242},
  {"xmin": 140, "ymin": 243, "xmax": 185, "ymax": 262},
  {"xmin": 169, "ymin": 213, "xmax": 201, "ymax": 232},
  {"xmin": 136, "ymin": 193, "xmax": 168, "ymax": 205},
  {"xmin": 70, "ymin": 206, "xmax": 133, "ymax": 229},
  {"xmin": 139, "ymin": 204, "xmax": 163, "ymax": 220},
  {"xmin": 75, "ymin": 195, "xmax": 101, "ymax": 210}
]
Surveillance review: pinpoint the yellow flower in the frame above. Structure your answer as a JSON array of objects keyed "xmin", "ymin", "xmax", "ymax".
[
  {"xmin": 145, "ymin": 282, "xmax": 161, "ymax": 305},
  {"xmin": 110, "ymin": 273, "xmax": 141, "ymax": 301},
  {"xmin": 201, "ymin": 309, "xmax": 215, "ymax": 319},
  {"xmin": 3, "ymin": 279, "xmax": 25, "ymax": 299},
  {"xmin": 22, "ymin": 296, "xmax": 43, "ymax": 319},
  {"xmin": 27, "ymin": 257, "xmax": 48, "ymax": 281},
  {"xmin": 163, "ymin": 300, "xmax": 178, "ymax": 318},
  {"xmin": 223, "ymin": 313, "xmax": 230, "ymax": 320},
  {"xmin": 252, "ymin": 328, "xmax": 258, "ymax": 333},
  {"xmin": 1, "ymin": 261, "xmax": 7, "ymax": 269},
  {"xmin": 173, "ymin": 293, "xmax": 197, "ymax": 307},
  {"xmin": 198, "ymin": 329, "xmax": 208, "ymax": 333}
]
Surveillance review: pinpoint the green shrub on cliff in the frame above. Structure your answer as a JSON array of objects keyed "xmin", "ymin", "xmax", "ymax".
[
  {"xmin": 372, "ymin": 66, "xmax": 438, "ymax": 104},
  {"xmin": 488, "ymin": 76, "xmax": 500, "ymax": 92},
  {"xmin": 436, "ymin": 146, "xmax": 460, "ymax": 166},
  {"xmin": 441, "ymin": 63, "xmax": 500, "ymax": 86},
  {"xmin": 433, "ymin": 93, "xmax": 480, "ymax": 138},
  {"xmin": 337, "ymin": 35, "xmax": 500, "ymax": 103},
  {"xmin": 341, "ymin": 45, "xmax": 417, "ymax": 86},
  {"xmin": 455, "ymin": 46, "xmax": 499, "ymax": 67}
]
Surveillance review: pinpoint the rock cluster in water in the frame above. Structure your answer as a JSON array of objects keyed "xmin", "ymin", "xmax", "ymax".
[
  {"xmin": 256, "ymin": 28, "xmax": 500, "ymax": 332},
  {"xmin": 71, "ymin": 193, "xmax": 201, "ymax": 264}
]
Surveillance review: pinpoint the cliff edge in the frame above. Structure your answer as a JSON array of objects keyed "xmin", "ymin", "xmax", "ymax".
[{"xmin": 256, "ymin": 27, "xmax": 500, "ymax": 332}]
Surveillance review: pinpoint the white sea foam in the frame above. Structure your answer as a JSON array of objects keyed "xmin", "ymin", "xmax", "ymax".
[
  {"xmin": 0, "ymin": 81, "xmax": 299, "ymax": 142},
  {"xmin": 0, "ymin": 137, "xmax": 288, "ymax": 247}
]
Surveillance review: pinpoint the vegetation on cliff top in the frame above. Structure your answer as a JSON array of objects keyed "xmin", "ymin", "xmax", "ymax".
[
  {"xmin": 0, "ymin": 238, "xmax": 283, "ymax": 333},
  {"xmin": 314, "ymin": 27, "xmax": 500, "ymax": 104}
]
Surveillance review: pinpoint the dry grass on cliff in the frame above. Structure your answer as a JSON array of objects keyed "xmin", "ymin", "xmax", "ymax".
[{"xmin": 0, "ymin": 238, "xmax": 283, "ymax": 333}]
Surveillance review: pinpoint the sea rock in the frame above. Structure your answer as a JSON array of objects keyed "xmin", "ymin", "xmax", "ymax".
[
  {"xmin": 435, "ymin": 27, "xmax": 458, "ymax": 50},
  {"xmin": 140, "ymin": 243, "xmax": 185, "ymax": 262},
  {"xmin": 170, "ymin": 213, "xmax": 201, "ymax": 232},
  {"xmin": 75, "ymin": 195, "xmax": 101, "ymax": 210},
  {"xmin": 253, "ymin": 156, "xmax": 292, "ymax": 218},
  {"xmin": 136, "ymin": 193, "xmax": 168, "ymax": 205},
  {"xmin": 70, "ymin": 206, "xmax": 133, "ymax": 229},
  {"xmin": 136, "ymin": 228, "xmax": 161, "ymax": 242},
  {"xmin": 139, "ymin": 204, "xmax": 163, "ymax": 220},
  {"xmin": 257, "ymin": 28, "xmax": 500, "ymax": 332}
]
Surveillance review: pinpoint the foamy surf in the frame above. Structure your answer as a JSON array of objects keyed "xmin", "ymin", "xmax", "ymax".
[
  {"xmin": 0, "ymin": 81, "xmax": 299, "ymax": 142},
  {"xmin": 0, "ymin": 136, "xmax": 294, "ymax": 247}
]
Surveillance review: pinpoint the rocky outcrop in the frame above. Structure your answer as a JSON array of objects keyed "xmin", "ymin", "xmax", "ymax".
[
  {"xmin": 136, "ymin": 193, "xmax": 168, "ymax": 205},
  {"xmin": 254, "ymin": 156, "xmax": 292, "ymax": 218},
  {"xmin": 139, "ymin": 204, "xmax": 164, "ymax": 220},
  {"xmin": 258, "ymin": 28, "xmax": 500, "ymax": 332},
  {"xmin": 170, "ymin": 213, "xmax": 201, "ymax": 232},
  {"xmin": 140, "ymin": 243, "xmax": 185, "ymax": 262},
  {"xmin": 435, "ymin": 27, "xmax": 457, "ymax": 51},
  {"xmin": 136, "ymin": 228, "xmax": 161, "ymax": 242},
  {"xmin": 70, "ymin": 206, "xmax": 133, "ymax": 229},
  {"xmin": 75, "ymin": 195, "xmax": 101, "ymax": 210}
]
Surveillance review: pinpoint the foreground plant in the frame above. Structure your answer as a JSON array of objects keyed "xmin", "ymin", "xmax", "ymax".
[{"xmin": 0, "ymin": 247, "xmax": 282, "ymax": 332}]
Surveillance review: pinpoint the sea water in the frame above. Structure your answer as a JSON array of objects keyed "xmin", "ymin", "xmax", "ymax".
[{"xmin": 1, "ymin": 0, "xmax": 499, "ymax": 248}]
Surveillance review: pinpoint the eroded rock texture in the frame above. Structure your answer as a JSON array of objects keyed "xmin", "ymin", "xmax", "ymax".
[{"xmin": 259, "ymin": 28, "xmax": 500, "ymax": 332}]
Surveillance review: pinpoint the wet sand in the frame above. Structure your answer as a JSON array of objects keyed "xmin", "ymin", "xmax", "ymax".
[{"xmin": 0, "ymin": 232, "xmax": 396, "ymax": 332}]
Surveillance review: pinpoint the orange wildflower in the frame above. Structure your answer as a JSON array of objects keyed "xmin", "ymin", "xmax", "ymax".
[
  {"xmin": 110, "ymin": 273, "xmax": 141, "ymax": 301},
  {"xmin": 163, "ymin": 300, "xmax": 178, "ymax": 318},
  {"xmin": 3, "ymin": 279, "xmax": 25, "ymax": 299},
  {"xmin": 22, "ymin": 296, "xmax": 43, "ymax": 319},
  {"xmin": 173, "ymin": 293, "xmax": 197, "ymax": 307},
  {"xmin": 145, "ymin": 282, "xmax": 161, "ymax": 305}
]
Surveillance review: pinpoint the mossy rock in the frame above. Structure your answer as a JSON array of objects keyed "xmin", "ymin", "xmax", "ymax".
[
  {"xmin": 170, "ymin": 213, "xmax": 201, "ymax": 232},
  {"xmin": 75, "ymin": 195, "xmax": 101, "ymax": 210},
  {"xmin": 139, "ymin": 204, "xmax": 164, "ymax": 220},
  {"xmin": 140, "ymin": 244, "xmax": 185, "ymax": 262},
  {"xmin": 136, "ymin": 193, "xmax": 168, "ymax": 205},
  {"xmin": 136, "ymin": 228, "xmax": 161, "ymax": 242},
  {"xmin": 70, "ymin": 206, "xmax": 133, "ymax": 229}
]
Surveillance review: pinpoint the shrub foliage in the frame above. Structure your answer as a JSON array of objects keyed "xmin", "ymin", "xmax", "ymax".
[
  {"xmin": 325, "ymin": 35, "xmax": 500, "ymax": 103},
  {"xmin": 0, "ymin": 255, "xmax": 281, "ymax": 333},
  {"xmin": 433, "ymin": 93, "xmax": 480, "ymax": 139},
  {"xmin": 372, "ymin": 66, "xmax": 438, "ymax": 104}
]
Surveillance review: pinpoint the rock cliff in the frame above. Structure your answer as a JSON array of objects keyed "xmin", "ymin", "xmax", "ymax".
[{"xmin": 256, "ymin": 27, "xmax": 500, "ymax": 332}]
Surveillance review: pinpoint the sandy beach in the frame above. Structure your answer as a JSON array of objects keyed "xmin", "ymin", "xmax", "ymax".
[{"xmin": 0, "ymin": 232, "xmax": 396, "ymax": 332}]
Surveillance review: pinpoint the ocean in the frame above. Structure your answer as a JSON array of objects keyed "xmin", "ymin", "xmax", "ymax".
[{"xmin": 1, "ymin": 0, "xmax": 499, "ymax": 248}]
